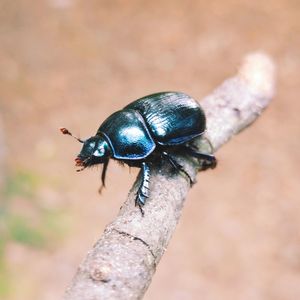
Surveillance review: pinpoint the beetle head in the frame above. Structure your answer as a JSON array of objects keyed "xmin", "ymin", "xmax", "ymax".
[
  {"xmin": 75, "ymin": 136, "xmax": 110, "ymax": 171},
  {"xmin": 60, "ymin": 128, "xmax": 110, "ymax": 171}
]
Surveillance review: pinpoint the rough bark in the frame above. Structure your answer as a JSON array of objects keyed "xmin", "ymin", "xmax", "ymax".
[{"xmin": 64, "ymin": 52, "xmax": 276, "ymax": 300}]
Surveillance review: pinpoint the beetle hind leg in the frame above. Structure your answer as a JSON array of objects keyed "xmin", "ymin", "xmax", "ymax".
[
  {"xmin": 183, "ymin": 146, "xmax": 217, "ymax": 170},
  {"xmin": 135, "ymin": 162, "xmax": 151, "ymax": 216},
  {"xmin": 162, "ymin": 151, "xmax": 194, "ymax": 185}
]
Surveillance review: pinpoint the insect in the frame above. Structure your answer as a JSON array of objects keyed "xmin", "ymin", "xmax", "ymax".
[{"xmin": 61, "ymin": 92, "xmax": 216, "ymax": 215}]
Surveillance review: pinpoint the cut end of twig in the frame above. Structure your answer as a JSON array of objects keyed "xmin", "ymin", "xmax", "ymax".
[
  {"xmin": 239, "ymin": 52, "xmax": 276, "ymax": 99},
  {"xmin": 203, "ymin": 52, "xmax": 276, "ymax": 150}
]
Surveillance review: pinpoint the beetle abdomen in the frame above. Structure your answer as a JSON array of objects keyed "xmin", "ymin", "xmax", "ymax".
[
  {"xmin": 125, "ymin": 92, "xmax": 206, "ymax": 145},
  {"xmin": 98, "ymin": 110, "xmax": 155, "ymax": 160}
]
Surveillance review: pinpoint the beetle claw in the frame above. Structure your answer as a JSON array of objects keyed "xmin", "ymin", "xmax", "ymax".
[
  {"xmin": 136, "ymin": 202, "xmax": 145, "ymax": 216},
  {"xmin": 98, "ymin": 184, "xmax": 105, "ymax": 194},
  {"xmin": 135, "ymin": 189, "xmax": 149, "ymax": 217},
  {"xmin": 135, "ymin": 194, "xmax": 145, "ymax": 217}
]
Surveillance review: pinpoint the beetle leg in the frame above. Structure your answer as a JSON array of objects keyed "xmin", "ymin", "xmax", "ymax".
[
  {"xmin": 98, "ymin": 159, "xmax": 109, "ymax": 194},
  {"xmin": 183, "ymin": 146, "xmax": 217, "ymax": 170},
  {"xmin": 189, "ymin": 136, "xmax": 215, "ymax": 154},
  {"xmin": 162, "ymin": 151, "xmax": 194, "ymax": 185},
  {"xmin": 135, "ymin": 162, "xmax": 150, "ymax": 216}
]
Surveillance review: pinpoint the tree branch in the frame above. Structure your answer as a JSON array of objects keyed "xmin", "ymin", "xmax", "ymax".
[{"xmin": 64, "ymin": 52, "xmax": 276, "ymax": 300}]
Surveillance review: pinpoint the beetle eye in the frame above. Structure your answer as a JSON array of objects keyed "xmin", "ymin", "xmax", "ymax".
[{"xmin": 93, "ymin": 147, "xmax": 104, "ymax": 157}]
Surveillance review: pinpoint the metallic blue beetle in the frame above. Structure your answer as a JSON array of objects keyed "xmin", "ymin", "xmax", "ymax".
[{"xmin": 61, "ymin": 92, "xmax": 216, "ymax": 214}]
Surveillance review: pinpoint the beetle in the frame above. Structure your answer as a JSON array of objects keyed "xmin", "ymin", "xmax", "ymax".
[{"xmin": 61, "ymin": 92, "xmax": 217, "ymax": 215}]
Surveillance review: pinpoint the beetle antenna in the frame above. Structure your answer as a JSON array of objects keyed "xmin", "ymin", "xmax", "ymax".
[{"xmin": 60, "ymin": 127, "xmax": 84, "ymax": 143}]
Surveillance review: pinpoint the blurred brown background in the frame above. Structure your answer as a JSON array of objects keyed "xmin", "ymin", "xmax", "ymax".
[{"xmin": 0, "ymin": 0, "xmax": 299, "ymax": 299}]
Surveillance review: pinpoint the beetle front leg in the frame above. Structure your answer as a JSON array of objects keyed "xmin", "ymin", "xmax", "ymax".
[
  {"xmin": 135, "ymin": 162, "xmax": 151, "ymax": 216},
  {"xmin": 98, "ymin": 159, "xmax": 109, "ymax": 194}
]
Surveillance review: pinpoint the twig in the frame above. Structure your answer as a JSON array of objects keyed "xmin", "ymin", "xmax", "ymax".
[{"xmin": 64, "ymin": 52, "xmax": 276, "ymax": 300}]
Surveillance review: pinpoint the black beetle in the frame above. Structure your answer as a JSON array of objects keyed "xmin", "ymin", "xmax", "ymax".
[{"xmin": 61, "ymin": 92, "xmax": 216, "ymax": 215}]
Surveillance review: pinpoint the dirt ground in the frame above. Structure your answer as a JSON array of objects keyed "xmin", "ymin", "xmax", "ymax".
[{"xmin": 0, "ymin": 0, "xmax": 300, "ymax": 299}]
